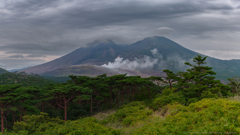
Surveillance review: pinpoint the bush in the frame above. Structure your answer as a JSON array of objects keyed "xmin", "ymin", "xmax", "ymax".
[
  {"xmin": 102, "ymin": 101, "xmax": 153, "ymax": 126},
  {"xmin": 134, "ymin": 98, "xmax": 240, "ymax": 134},
  {"xmin": 2, "ymin": 112, "xmax": 64, "ymax": 135},
  {"xmin": 44, "ymin": 117, "xmax": 121, "ymax": 135},
  {"xmin": 12, "ymin": 112, "xmax": 64, "ymax": 134},
  {"xmin": 5, "ymin": 113, "xmax": 120, "ymax": 135},
  {"xmin": 151, "ymin": 88, "xmax": 186, "ymax": 110}
]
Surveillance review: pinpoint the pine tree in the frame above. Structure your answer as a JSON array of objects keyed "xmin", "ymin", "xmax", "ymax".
[
  {"xmin": 162, "ymin": 69, "xmax": 180, "ymax": 89},
  {"xmin": 0, "ymin": 84, "xmax": 21, "ymax": 133},
  {"xmin": 50, "ymin": 83, "xmax": 92, "ymax": 121},
  {"xmin": 13, "ymin": 86, "xmax": 39, "ymax": 122},
  {"xmin": 180, "ymin": 55, "xmax": 220, "ymax": 103},
  {"xmin": 107, "ymin": 74, "xmax": 127, "ymax": 106}
]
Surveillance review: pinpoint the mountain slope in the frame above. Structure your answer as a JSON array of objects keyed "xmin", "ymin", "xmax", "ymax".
[
  {"xmin": 126, "ymin": 36, "xmax": 198, "ymax": 59},
  {"xmin": 22, "ymin": 40, "xmax": 125, "ymax": 74},
  {"xmin": 22, "ymin": 36, "xmax": 200, "ymax": 74},
  {"xmin": 41, "ymin": 64, "xmax": 160, "ymax": 77},
  {"xmin": 21, "ymin": 36, "xmax": 240, "ymax": 80},
  {"xmin": 0, "ymin": 67, "xmax": 8, "ymax": 74}
]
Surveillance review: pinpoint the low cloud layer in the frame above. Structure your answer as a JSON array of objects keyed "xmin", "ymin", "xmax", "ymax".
[
  {"xmin": 0, "ymin": 0, "xmax": 240, "ymax": 69},
  {"xmin": 0, "ymin": 58, "xmax": 45, "ymax": 70},
  {"xmin": 8, "ymin": 54, "xmax": 24, "ymax": 58},
  {"xmin": 27, "ymin": 54, "xmax": 46, "ymax": 58}
]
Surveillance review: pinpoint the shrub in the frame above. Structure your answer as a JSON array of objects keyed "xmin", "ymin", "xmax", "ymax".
[
  {"xmin": 151, "ymin": 88, "xmax": 186, "ymax": 110},
  {"xmin": 45, "ymin": 117, "xmax": 121, "ymax": 135},
  {"xmin": 4, "ymin": 113, "xmax": 120, "ymax": 135},
  {"xmin": 134, "ymin": 98, "xmax": 240, "ymax": 134},
  {"xmin": 102, "ymin": 101, "xmax": 153, "ymax": 126},
  {"xmin": 12, "ymin": 112, "xmax": 64, "ymax": 134}
]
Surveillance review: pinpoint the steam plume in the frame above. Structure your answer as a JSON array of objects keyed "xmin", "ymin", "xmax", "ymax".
[
  {"xmin": 102, "ymin": 48, "xmax": 192, "ymax": 72},
  {"xmin": 102, "ymin": 49, "xmax": 158, "ymax": 71}
]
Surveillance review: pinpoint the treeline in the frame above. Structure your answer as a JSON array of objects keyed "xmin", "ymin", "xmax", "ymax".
[
  {"xmin": 0, "ymin": 73, "xmax": 163, "ymax": 133},
  {"xmin": 0, "ymin": 72, "xmax": 55, "ymax": 87},
  {"xmin": 0, "ymin": 55, "xmax": 235, "ymax": 134}
]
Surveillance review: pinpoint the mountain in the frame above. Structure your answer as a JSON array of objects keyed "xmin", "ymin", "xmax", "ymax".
[
  {"xmin": 0, "ymin": 67, "xmax": 8, "ymax": 74},
  {"xmin": 126, "ymin": 36, "xmax": 197, "ymax": 59},
  {"xmin": 21, "ymin": 36, "xmax": 240, "ymax": 80},
  {"xmin": 22, "ymin": 39, "xmax": 127, "ymax": 74},
  {"xmin": 41, "ymin": 64, "xmax": 162, "ymax": 77},
  {"xmin": 21, "ymin": 36, "xmax": 197, "ymax": 74}
]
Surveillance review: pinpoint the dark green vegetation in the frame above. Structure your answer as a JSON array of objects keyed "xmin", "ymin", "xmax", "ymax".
[
  {"xmin": 41, "ymin": 76, "xmax": 70, "ymax": 83},
  {"xmin": 0, "ymin": 71, "xmax": 69, "ymax": 85},
  {"xmin": 0, "ymin": 68, "xmax": 7, "ymax": 75},
  {"xmin": 22, "ymin": 36, "xmax": 240, "ymax": 81},
  {"xmin": 0, "ymin": 72, "xmax": 54, "ymax": 87},
  {"xmin": 1, "ymin": 55, "xmax": 240, "ymax": 134}
]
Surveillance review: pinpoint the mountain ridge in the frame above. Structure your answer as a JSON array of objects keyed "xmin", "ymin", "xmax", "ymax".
[{"xmin": 21, "ymin": 36, "xmax": 240, "ymax": 80}]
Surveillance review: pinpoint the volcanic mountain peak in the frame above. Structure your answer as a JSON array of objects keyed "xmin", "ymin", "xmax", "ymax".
[
  {"xmin": 21, "ymin": 36, "xmax": 198, "ymax": 74},
  {"xmin": 143, "ymin": 36, "xmax": 185, "ymax": 49},
  {"xmin": 21, "ymin": 36, "xmax": 240, "ymax": 80},
  {"xmin": 86, "ymin": 39, "xmax": 116, "ymax": 47},
  {"xmin": 143, "ymin": 36, "xmax": 168, "ymax": 40}
]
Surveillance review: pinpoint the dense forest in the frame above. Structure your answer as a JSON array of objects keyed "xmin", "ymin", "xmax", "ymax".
[{"xmin": 0, "ymin": 55, "xmax": 240, "ymax": 134}]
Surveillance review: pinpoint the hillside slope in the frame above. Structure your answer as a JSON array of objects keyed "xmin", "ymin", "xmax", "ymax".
[
  {"xmin": 22, "ymin": 40, "xmax": 125, "ymax": 74},
  {"xmin": 0, "ymin": 67, "xmax": 8, "ymax": 74}
]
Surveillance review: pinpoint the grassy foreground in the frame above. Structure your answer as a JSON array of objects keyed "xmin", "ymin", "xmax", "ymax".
[{"xmin": 2, "ymin": 97, "xmax": 240, "ymax": 135}]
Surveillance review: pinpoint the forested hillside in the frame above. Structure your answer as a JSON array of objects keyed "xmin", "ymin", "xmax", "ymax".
[
  {"xmin": 0, "ymin": 68, "xmax": 7, "ymax": 74},
  {"xmin": 1, "ymin": 55, "xmax": 240, "ymax": 134},
  {"xmin": 0, "ymin": 72, "xmax": 55, "ymax": 87}
]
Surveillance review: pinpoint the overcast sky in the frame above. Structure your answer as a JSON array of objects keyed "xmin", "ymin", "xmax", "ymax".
[{"xmin": 0, "ymin": 0, "xmax": 240, "ymax": 70}]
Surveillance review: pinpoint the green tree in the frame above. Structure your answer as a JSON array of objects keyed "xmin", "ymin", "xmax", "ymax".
[
  {"xmin": 50, "ymin": 83, "xmax": 92, "ymax": 121},
  {"xmin": 117, "ymin": 76, "xmax": 146, "ymax": 102},
  {"xmin": 14, "ymin": 86, "xmax": 40, "ymax": 122},
  {"xmin": 107, "ymin": 74, "xmax": 127, "ymax": 107},
  {"xmin": 180, "ymin": 55, "xmax": 220, "ymax": 103},
  {"xmin": 162, "ymin": 69, "xmax": 180, "ymax": 89},
  {"xmin": 0, "ymin": 84, "xmax": 21, "ymax": 133}
]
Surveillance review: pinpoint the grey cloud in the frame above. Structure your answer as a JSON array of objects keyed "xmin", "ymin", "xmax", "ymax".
[
  {"xmin": 0, "ymin": 1, "xmax": 236, "ymax": 40},
  {"xmin": 0, "ymin": 0, "xmax": 240, "ymax": 69},
  {"xmin": 8, "ymin": 54, "xmax": 25, "ymax": 58},
  {"xmin": 27, "ymin": 54, "xmax": 46, "ymax": 57},
  {"xmin": 0, "ymin": 63, "xmax": 6, "ymax": 69},
  {"xmin": 37, "ymin": 1, "xmax": 233, "ymax": 29},
  {"xmin": 0, "ymin": 58, "xmax": 45, "ymax": 70},
  {"xmin": 0, "ymin": 42, "xmax": 81, "ymax": 55},
  {"xmin": 0, "ymin": 0, "xmax": 235, "ymax": 30},
  {"xmin": 157, "ymin": 27, "xmax": 175, "ymax": 36}
]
